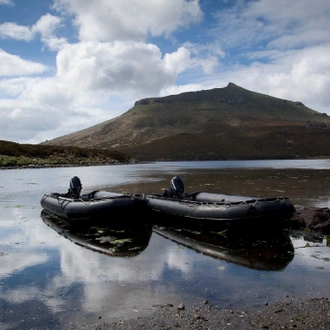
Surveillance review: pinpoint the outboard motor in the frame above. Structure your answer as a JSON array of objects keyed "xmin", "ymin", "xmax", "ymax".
[
  {"xmin": 69, "ymin": 176, "xmax": 82, "ymax": 197},
  {"xmin": 170, "ymin": 176, "xmax": 184, "ymax": 197}
]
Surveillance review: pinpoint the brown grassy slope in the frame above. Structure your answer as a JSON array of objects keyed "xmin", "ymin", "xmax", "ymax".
[
  {"xmin": 42, "ymin": 83, "xmax": 330, "ymax": 161},
  {"xmin": 0, "ymin": 140, "xmax": 131, "ymax": 166},
  {"xmin": 119, "ymin": 125, "xmax": 330, "ymax": 160}
]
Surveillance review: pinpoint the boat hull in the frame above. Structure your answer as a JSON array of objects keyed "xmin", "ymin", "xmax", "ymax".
[
  {"xmin": 146, "ymin": 193, "xmax": 295, "ymax": 233},
  {"xmin": 40, "ymin": 191, "xmax": 147, "ymax": 225}
]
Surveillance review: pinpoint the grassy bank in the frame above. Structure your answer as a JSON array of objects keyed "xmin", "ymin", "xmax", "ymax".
[{"xmin": 0, "ymin": 140, "xmax": 132, "ymax": 168}]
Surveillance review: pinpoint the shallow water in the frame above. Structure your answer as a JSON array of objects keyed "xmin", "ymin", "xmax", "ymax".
[{"xmin": 1, "ymin": 160, "xmax": 330, "ymax": 329}]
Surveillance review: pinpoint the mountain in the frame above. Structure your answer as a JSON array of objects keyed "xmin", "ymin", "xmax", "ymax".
[{"xmin": 42, "ymin": 83, "xmax": 330, "ymax": 161}]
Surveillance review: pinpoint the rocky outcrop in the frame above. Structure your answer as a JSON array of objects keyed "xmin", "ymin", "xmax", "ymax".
[
  {"xmin": 306, "ymin": 121, "xmax": 328, "ymax": 129},
  {"xmin": 290, "ymin": 207, "xmax": 330, "ymax": 234}
]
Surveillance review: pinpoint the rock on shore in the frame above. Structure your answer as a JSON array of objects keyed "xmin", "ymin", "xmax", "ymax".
[{"xmin": 290, "ymin": 206, "xmax": 330, "ymax": 234}]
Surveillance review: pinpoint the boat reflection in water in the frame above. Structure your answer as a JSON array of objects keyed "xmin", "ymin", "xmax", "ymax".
[
  {"xmin": 41, "ymin": 210, "xmax": 152, "ymax": 257},
  {"xmin": 153, "ymin": 225, "xmax": 294, "ymax": 271}
]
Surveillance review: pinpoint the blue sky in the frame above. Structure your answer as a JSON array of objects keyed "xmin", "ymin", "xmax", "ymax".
[{"xmin": 1, "ymin": 0, "xmax": 330, "ymax": 144}]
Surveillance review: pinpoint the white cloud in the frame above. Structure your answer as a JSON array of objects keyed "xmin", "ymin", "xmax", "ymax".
[
  {"xmin": 183, "ymin": 41, "xmax": 225, "ymax": 74},
  {"xmin": 53, "ymin": 0, "xmax": 203, "ymax": 42},
  {"xmin": 32, "ymin": 13, "xmax": 67, "ymax": 51},
  {"xmin": 213, "ymin": 0, "xmax": 330, "ymax": 52},
  {"xmin": 0, "ymin": 13, "xmax": 64, "ymax": 51},
  {"xmin": 0, "ymin": 49, "xmax": 48, "ymax": 77},
  {"xmin": 163, "ymin": 47, "xmax": 192, "ymax": 75},
  {"xmin": 33, "ymin": 13, "xmax": 61, "ymax": 37},
  {"xmin": 55, "ymin": 41, "xmax": 197, "ymax": 98},
  {"xmin": 0, "ymin": 22, "xmax": 33, "ymax": 41},
  {"xmin": 0, "ymin": 77, "xmax": 29, "ymax": 96}
]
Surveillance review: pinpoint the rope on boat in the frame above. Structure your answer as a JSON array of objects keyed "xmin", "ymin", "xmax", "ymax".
[
  {"xmin": 58, "ymin": 198, "xmax": 71, "ymax": 210},
  {"xmin": 77, "ymin": 194, "xmax": 134, "ymax": 205}
]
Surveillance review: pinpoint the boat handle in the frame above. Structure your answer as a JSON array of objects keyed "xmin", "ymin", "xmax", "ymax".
[{"xmin": 58, "ymin": 199, "xmax": 71, "ymax": 210}]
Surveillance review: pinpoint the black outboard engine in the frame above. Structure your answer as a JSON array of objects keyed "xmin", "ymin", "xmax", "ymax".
[
  {"xmin": 170, "ymin": 176, "xmax": 184, "ymax": 197},
  {"xmin": 69, "ymin": 176, "xmax": 82, "ymax": 197}
]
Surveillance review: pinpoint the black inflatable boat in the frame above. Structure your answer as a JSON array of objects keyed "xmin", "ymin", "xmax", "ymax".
[
  {"xmin": 145, "ymin": 192, "xmax": 295, "ymax": 232},
  {"xmin": 40, "ymin": 190, "xmax": 147, "ymax": 224}
]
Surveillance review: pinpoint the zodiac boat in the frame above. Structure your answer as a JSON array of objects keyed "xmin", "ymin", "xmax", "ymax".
[
  {"xmin": 145, "ymin": 192, "xmax": 295, "ymax": 232},
  {"xmin": 40, "ymin": 190, "xmax": 147, "ymax": 225}
]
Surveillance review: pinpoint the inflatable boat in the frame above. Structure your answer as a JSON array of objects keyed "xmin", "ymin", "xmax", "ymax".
[
  {"xmin": 40, "ymin": 190, "xmax": 147, "ymax": 225},
  {"xmin": 145, "ymin": 192, "xmax": 295, "ymax": 232},
  {"xmin": 153, "ymin": 225, "xmax": 294, "ymax": 270}
]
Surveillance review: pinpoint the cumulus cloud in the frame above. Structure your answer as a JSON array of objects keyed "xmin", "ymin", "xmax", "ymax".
[
  {"xmin": 55, "ymin": 41, "xmax": 182, "ymax": 97},
  {"xmin": 0, "ymin": 13, "xmax": 65, "ymax": 51},
  {"xmin": 0, "ymin": 22, "xmax": 34, "ymax": 41},
  {"xmin": 32, "ymin": 13, "xmax": 67, "ymax": 51},
  {"xmin": 0, "ymin": 49, "xmax": 48, "ymax": 76},
  {"xmin": 52, "ymin": 0, "xmax": 203, "ymax": 42}
]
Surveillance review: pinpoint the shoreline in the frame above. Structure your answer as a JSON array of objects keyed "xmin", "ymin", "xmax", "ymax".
[
  {"xmin": 68, "ymin": 297, "xmax": 330, "ymax": 329},
  {"xmin": 0, "ymin": 161, "xmax": 140, "ymax": 170},
  {"xmin": 1, "ymin": 157, "xmax": 329, "ymax": 170}
]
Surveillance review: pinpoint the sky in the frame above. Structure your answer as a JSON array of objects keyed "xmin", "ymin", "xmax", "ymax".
[{"xmin": 1, "ymin": 0, "xmax": 330, "ymax": 144}]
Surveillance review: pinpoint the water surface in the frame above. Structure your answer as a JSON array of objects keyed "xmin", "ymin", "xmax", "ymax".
[{"xmin": 1, "ymin": 160, "xmax": 330, "ymax": 329}]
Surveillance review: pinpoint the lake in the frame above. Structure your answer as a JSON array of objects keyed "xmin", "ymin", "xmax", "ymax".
[{"xmin": 1, "ymin": 160, "xmax": 330, "ymax": 329}]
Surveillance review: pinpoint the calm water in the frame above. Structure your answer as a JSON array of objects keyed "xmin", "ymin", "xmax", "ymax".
[{"xmin": 1, "ymin": 160, "xmax": 330, "ymax": 329}]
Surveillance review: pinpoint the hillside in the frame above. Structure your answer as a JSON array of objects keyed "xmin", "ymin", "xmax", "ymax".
[
  {"xmin": 42, "ymin": 83, "xmax": 330, "ymax": 161},
  {"xmin": 0, "ymin": 140, "xmax": 131, "ymax": 168}
]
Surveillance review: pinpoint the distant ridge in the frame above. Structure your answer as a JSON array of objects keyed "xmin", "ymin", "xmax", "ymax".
[{"xmin": 42, "ymin": 83, "xmax": 330, "ymax": 161}]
